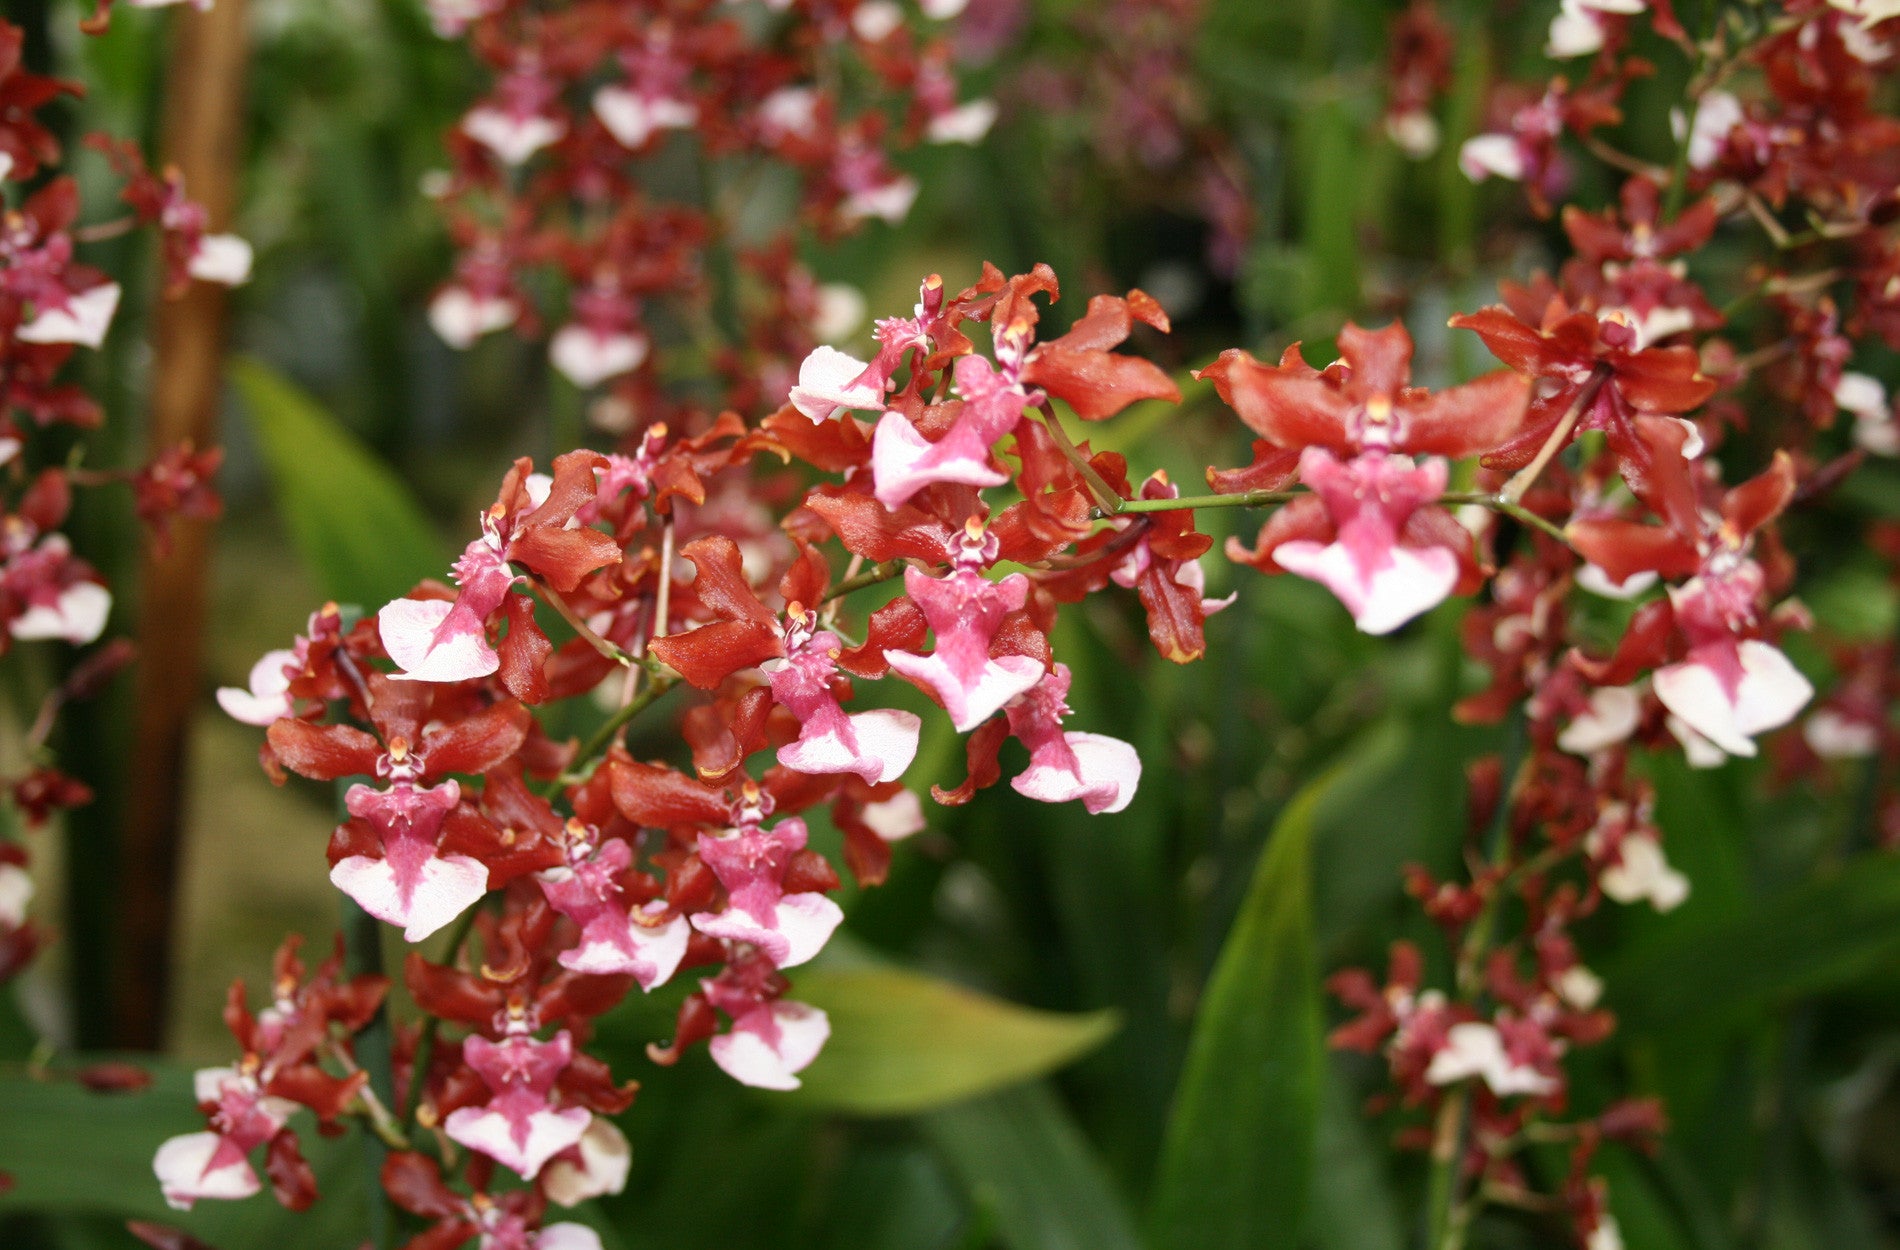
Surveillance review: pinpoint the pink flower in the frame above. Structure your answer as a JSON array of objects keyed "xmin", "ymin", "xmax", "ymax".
[
  {"xmin": 185, "ymin": 233, "xmax": 252, "ymax": 286},
  {"xmin": 330, "ymin": 753, "xmax": 488, "ymax": 942},
  {"xmin": 444, "ymin": 1030, "xmax": 591, "ymax": 1180},
  {"xmin": 789, "ymin": 345, "xmax": 885, "ymax": 421},
  {"xmin": 1274, "ymin": 448, "xmax": 1458, "ymax": 635},
  {"xmin": 771, "ymin": 610, "xmax": 921, "ymax": 784},
  {"xmin": 1004, "ymin": 665, "xmax": 1140, "ymax": 814},
  {"xmin": 152, "ymin": 1067, "xmax": 297, "ymax": 1210},
  {"xmin": 380, "ymin": 521, "xmax": 520, "ymax": 683},
  {"xmin": 690, "ymin": 817, "xmax": 843, "ymax": 969},
  {"xmin": 870, "ymin": 354, "xmax": 1027, "ymax": 507},
  {"xmin": 536, "ymin": 827, "xmax": 690, "ymax": 989},
  {"xmin": 883, "ymin": 529, "xmax": 1043, "ymax": 731},
  {"xmin": 707, "ymin": 1000, "xmax": 831, "ymax": 1091},
  {"xmin": 216, "ymin": 648, "xmax": 297, "ymax": 726},
  {"xmin": 1652, "ymin": 568, "xmax": 1813, "ymax": 758}
]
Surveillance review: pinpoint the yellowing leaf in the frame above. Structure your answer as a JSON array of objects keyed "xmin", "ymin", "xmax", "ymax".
[{"xmin": 782, "ymin": 967, "xmax": 1119, "ymax": 1116}]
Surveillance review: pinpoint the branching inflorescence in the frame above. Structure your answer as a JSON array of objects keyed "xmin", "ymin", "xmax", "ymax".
[{"xmin": 144, "ymin": 1, "xmax": 1900, "ymax": 1249}]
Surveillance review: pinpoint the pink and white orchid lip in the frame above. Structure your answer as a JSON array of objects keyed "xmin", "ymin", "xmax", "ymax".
[
  {"xmin": 542, "ymin": 1116, "xmax": 632, "ymax": 1208},
  {"xmin": 771, "ymin": 620, "xmax": 921, "ymax": 784},
  {"xmin": 1003, "ymin": 665, "xmax": 1140, "ymax": 814},
  {"xmin": 789, "ymin": 345, "xmax": 885, "ymax": 421},
  {"xmin": 462, "ymin": 106, "xmax": 566, "ymax": 167},
  {"xmin": 216, "ymin": 648, "xmax": 298, "ymax": 726},
  {"xmin": 1274, "ymin": 448, "xmax": 1458, "ymax": 636},
  {"xmin": 1653, "ymin": 637, "xmax": 1812, "ymax": 759},
  {"xmin": 707, "ymin": 1000, "xmax": 830, "ymax": 1091},
  {"xmin": 594, "ymin": 86, "xmax": 698, "ymax": 149},
  {"xmin": 883, "ymin": 565, "xmax": 1043, "ymax": 731},
  {"xmin": 690, "ymin": 817, "xmax": 844, "ymax": 969},
  {"xmin": 444, "ymin": 1030, "xmax": 589, "ymax": 1180},
  {"xmin": 428, "ymin": 284, "xmax": 519, "ymax": 349}
]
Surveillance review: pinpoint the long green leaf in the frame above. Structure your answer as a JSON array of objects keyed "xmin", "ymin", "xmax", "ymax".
[
  {"xmin": 783, "ymin": 967, "xmax": 1119, "ymax": 1116},
  {"xmin": 1146, "ymin": 766, "xmax": 1328, "ymax": 1249},
  {"xmin": 230, "ymin": 357, "xmax": 446, "ymax": 612},
  {"xmin": 1303, "ymin": 1062, "xmax": 1403, "ymax": 1250},
  {"xmin": 921, "ymin": 1083, "xmax": 1144, "ymax": 1250},
  {"xmin": 1607, "ymin": 853, "xmax": 1900, "ymax": 1035}
]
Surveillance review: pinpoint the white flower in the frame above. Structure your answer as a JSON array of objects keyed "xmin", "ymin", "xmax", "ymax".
[
  {"xmin": 0, "ymin": 863, "xmax": 32, "ymax": 929},
  {"xmin": 1654, "ymin": 637, "xmax": 1813, "ymax": 759},
  {"xmin": 1804, "ymin": 709, "xmax": 1880, "ymax": 759},
  {"xmin": 19, "ymin": 282, "xmax": 121, "ymax": 349},
  {"xmin": 1577, "ymin": 563, "xmax": 1659, "ymax": 600},
  {"xmin": 550, "ymin": 326, "xmax": 649, "ymax": 389},
  {"xmin": 927, "ymin": 99, "xmax": 999, "ymax": 145},
  {"xmin": 1558, "ymin": 965, "xmax": 1604, "ymax": 1011},
  {"xmin": 1385, "ymin": 110, "xmax": 1440, "ymax": 158},
  {"xmin": 1685, "ymin": 91, "xmax": 1744, "ymax": 169},
  {"xmin": 188, "ymin": 234, "xmax": 254, "ymax": 286},
  {"xmin": 542, "ymin": 1117, "xmax": 632, "ymax": 1207},
  {"xmin": 1598, "ymin": 831, "xmax": 1689, "ymax": 911},
  {"xmin": 461, "ymin": 108, "xmax": 565, "ymax": 167},
  {"xmin": 788, "ymin": 346, "xmax": 881, "ymax": 421},
  {"xmin": 1459, "ymin": 134, "xmax": 1525, "ymax": 182},
  {"xmin": 840, "ymin": 176, "xmax": 919, "ymax": 226},
  {"xmin": 851, "ymin": 0, "xmax": 903, "ymax": 42},
  {"xmin": 1558, "ymin": 685, "xmax": 1643, "ymax": 755},
  {"xmin": 1424, "ymin": 1022, "xmax": 1557, "ymax": 1097},
  {"xmin": 429, "ymin": 286, "xmax": 517, "ymax": 349},
  {"xmin": 216, "ymin": 648, "xmax": 297, "ymax": 726}
]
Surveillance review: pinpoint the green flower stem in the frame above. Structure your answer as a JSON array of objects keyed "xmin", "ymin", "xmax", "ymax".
[
  {"xmin": 1091, "ymin": 483, "xmax": 1576, "ymax": 550},
  {"xmin": 340, "ymin": 885, "xmax": 397, "ymax": 1250},
  {"xmin": 399, "ymin": 902, "xmax": 483, "ymax": 1131},
  {"xmin": 824, "ymin": 559, "xmax": 905, "ymax": 601}
]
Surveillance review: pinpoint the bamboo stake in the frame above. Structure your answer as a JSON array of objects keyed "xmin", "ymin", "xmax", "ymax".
[{"xmin": 115, "ymin": 0, "xmax": 250, "ymax": 1048}]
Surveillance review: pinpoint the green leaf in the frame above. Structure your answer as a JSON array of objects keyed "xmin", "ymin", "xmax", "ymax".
[
  {"xmin": 1295, "ymin": 100, "xmax": 1361, "ymax": 320},
  {"xmin": 1146, "ymin": 763, "xmax": 1328, "ymax": 1250},
  {"xmin": 781, "ymin": 967, "xmax": 1119, "ymax": 1116},
  {"xmin": 1608, "ymin": 853, "xmax": 1900, "ymax": 1035},
  {"xmin": 0, "ymin": 1059, "xmax": 366, "ymax": 1250},
  {"xmin": 1302, "ymin": 1062, "xmax": 1403, "ymax": 1250},
  {"xmin": 920, "ymin": 1083, "xmax": 1144, "ymax": 1250},
  {"xmin": 230, "ymin": 357, "xmax": 446, "ymax": 612}
]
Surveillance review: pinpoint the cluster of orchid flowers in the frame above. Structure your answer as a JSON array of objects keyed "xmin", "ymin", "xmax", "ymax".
[
  {"xmin": 148, "ymin": 2, "xmax": 1900, "ymax": 1249},
  {"xmin": 171, "ymin": 253, "xmax": 1212, "ymax": 1239},
  {"xmin": 420, "ymin": 0, "xmax": 994, "ymax": 426},
  {"xmin": 1313, "ymin": 1, "xmax": 1900, "ymax": 1246},
  {"xmin": 0, "ymin": 14, "xmax": 241, "ymax": 995}
]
